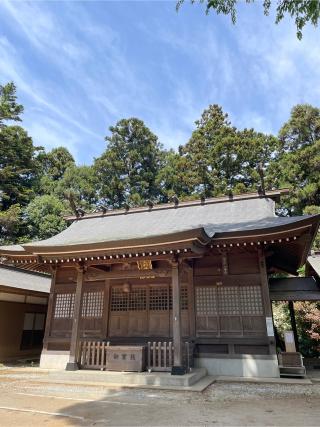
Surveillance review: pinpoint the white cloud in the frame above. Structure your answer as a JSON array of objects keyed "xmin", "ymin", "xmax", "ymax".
[{"xmin": 1, "ymin": 0, "xmax": 319, "ymax": 164}]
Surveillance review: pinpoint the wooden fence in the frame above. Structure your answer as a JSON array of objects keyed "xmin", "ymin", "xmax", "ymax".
[
  {"xmin": 78, "ymin": 340, "xmax": 194, "ymax": 372},
  {"xmin": 147, "ymin": 341, "xmax": 174, "ymax": 371},
  {"xmin": 78, "ymin": 340, "xmax": 110, "ymax": 370},
  {"xmin": 146, "ymin": 341, "xmax": 194, "ymax": 372}
]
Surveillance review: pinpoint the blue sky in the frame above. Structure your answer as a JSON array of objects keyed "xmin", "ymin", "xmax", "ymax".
[{"xmin": 0, "ymin": 1, "xmax": 319, "ymax": 164}]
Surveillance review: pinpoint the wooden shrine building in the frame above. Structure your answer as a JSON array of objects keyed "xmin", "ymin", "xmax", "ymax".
[
  {"xmin": 0, "ymin": 265, "xmax": 50, "ymax": 361},
  {"xmin": 0, "ymin": 190, "xmax": 319, "ymax": 377}
]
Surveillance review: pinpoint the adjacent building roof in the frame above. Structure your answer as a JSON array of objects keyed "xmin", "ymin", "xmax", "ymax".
[
  {"xmin": 306, "ymin": 254, "xmax": 320, "ymax": 281},
  {"xmin": 0, "ymin": 265, "xmax": 51, "ymax": 294},
  {"xmin": 269, "ymin": 277, "xmax": 320, "ymax": 301}
]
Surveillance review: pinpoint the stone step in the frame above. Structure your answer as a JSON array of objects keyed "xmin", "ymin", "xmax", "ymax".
[
  {"xmin": 46, "ymin": 367, "xmax": 208, "ymax": 388},
  {"xmin": 279, "ymin": 366, "xmax": 306, "ymax": 377}
]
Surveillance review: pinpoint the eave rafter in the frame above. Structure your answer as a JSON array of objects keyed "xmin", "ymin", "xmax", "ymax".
[
  {"xmin": 210, "ymin": 223, "xmax": 313, "ymax": 249},
  {"xmin": 3, "ymin": 244, "xmax": 205, "ymax": 271}
]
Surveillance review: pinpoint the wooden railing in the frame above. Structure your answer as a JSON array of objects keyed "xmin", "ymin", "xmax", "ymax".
[
  {"xmin": 78, "ymin": 340, "xmax": 194, "ymax": 372},
  {"xmin": 78, "ymin": 340, "xmax": 110, "ymax": 370},
  {"xmin": 146, "ymin": 341, "xmax": 194, "ymax": 372},
  {"xmin": 147, "ymin": 341, "xmax": 174, "ymax": 372}
]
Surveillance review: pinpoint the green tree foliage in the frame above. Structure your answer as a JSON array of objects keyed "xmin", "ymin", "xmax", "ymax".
[
  {"xmin": 24, "ymin": 195, "xmax": 66, "ymax": 240},
  {"xmin": 0, "ymin": 204, "xmax": 23, "ymax": 245},
  {"xmin": 177, "ymin": 0, "xmax": 320, "ymax": 39},
  {"xmin": 180, "ymin": 105, "xmax": 236, "ymax": 197},
  {"xmin": 56, "ymin": 164, "xmax": 99, "ymax": 214},
  {"xmin": 39, "ymin": 146, "xmax": 75, "ymax": 181},
  {"xmin": 0, "ymin": 82, "xmax": 24, "ymax": 126},
  {"xmin": 273, "ymin": 301, "xmax": 320, "ymax": 357},
  {"xmin": 0, "ymin": 126, "xmax": 40, "ymax": 210},
  {"xmin": 0, "ymin": 83, "xmax": 41, "ymax": 211},
  {"xmin": 94, "ymin": 118, "xmax": 164, "ymax": 208},
  {"xmin": 267, "ymin": 104, "xmax": 320, "ymax": 215},
  {"xmin": 304, "ymin": 206, "xmax": 320, "ymax": 250},
  {"xmin": 180, "ymin": 105, "xmax": 278, "ymax": 197},
  {"xmin": 156, "ymin": 150, "xmax": 194, "ymax": 200},
  {"xmin": 37, "ymin": 146, "xmax": 75, "ymax": 195},
  {"xmin": 279, "ymin": 104, "xmax": 320, "ymax": 151}
]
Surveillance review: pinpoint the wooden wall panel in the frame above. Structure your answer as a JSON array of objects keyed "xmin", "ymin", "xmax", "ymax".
[
  {"xmin": 194, "ymin": 249, "xmax": 268, "ymax": 347},
  {"xmin": 109, "ymin": 315, "xmax": 128, "ymax": 337},
  {"xmin": 149, "ymin": 313, "xmax": 169, "ymax": 336},
  {"xmin": 128, "ymin": 312, "xmax": 148, "ymax": 336},
  {"xmin": 242, "ymin": 316, "xmax": 265, "ymax": 334},
  {"xmin": 228, "ymin": 252, "xmax": 259, "ymax": 275},
  {"xmin": 219, "ymin": 316, "xmax": 242, "ymax": 335},
  {"xmin": 50, "ymin": 274, "xmax": 107, "ymax": 340},
  {"xmin": 194, "ymin": 254, "xmax": 222, "ymax": 277},
  {"xmin": 55, "ymin": 267, "xmax": 77, "ymax": 284},
  {"xmin": 47, "ymin": 251, "xmax": 271, "ymax": 357},
  {"xmin": 50, "ymin": 319, "xmax": 73, "ymax": 337}
]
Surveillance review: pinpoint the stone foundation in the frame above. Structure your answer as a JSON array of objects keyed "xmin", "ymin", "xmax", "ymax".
[
  {"xmin": 195, "ymin": 355, "xmax": 280, "ymax": 378},
  {"xmin": 40, "ymin": 350, "xmax": 70, "ymax": 370}
]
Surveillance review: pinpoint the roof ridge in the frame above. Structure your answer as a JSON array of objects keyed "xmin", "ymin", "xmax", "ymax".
[{"xmin": 64, "ymin": 189, "xmax": 289, "ymax": 222}]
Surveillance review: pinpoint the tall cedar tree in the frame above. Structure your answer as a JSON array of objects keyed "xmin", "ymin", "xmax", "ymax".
[
  {"xmin": 0, "ymin": 83, "xmax": 41, "ymax": 211},
  {"xmin": 37, "ymin": 146, "xmax": 75, "ymax": 196},
  {"xmin": 94, "ymin": 118, "xmax": 163, "ymax": 208},
  {"xmin": 267, "ymin": 104, "xmax": 320, "ymax": 215},
  {"xmin": 0, "ymin": 82, "xmax": 24, "ymax": 126},
  {"xmin": 181, "ymin": 104, "xmax": 278, "ymax": 197}
]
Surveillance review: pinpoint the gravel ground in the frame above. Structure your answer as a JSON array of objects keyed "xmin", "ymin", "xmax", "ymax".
[{"xmin": 0, "ymin": 368, "xmax": 320, "ymax": 426}]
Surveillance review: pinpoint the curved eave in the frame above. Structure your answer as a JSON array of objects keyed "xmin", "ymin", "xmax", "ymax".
[
  {"xmin": 212, "ymin": 215, "xmax": 320, "ymax": 274},
  {"xmin": 0, "ymin": 245, "xmax": 26, "ymax": 255},
  {"xmin": 1, "ymin": 228, "xmax": 210, "ymax": 259},
  {"xmin": 212, "ymin": 215, "xmax": 320, "ymax": 243}
]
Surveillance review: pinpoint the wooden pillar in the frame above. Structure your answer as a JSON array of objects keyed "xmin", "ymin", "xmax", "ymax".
[
  {"xmin": 102, "ymin": 279, "xmax": 111, "ymax": 338},
  {"xmin": 288, "ymin": 301, "xmax": 299, "ymax": 352},
  {"xmin": 258, "ymin": 249, "xmax": 277, "ymax": 355},
  {"xmin": 66, "ymin": 264, "xmax": 85, "ymax": 370},
  {"xmin": 186, "ymin": 260, "xmax": 196, "ymax": 338},
  {"xmin": 171, "ymin": 258, "xmax": 186, "ymax": 374},
  {"xmin": 42, "ymin": 266, "xmax": 57, "ymax": 351}
]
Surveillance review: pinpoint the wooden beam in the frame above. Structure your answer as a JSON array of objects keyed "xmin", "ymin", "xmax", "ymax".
[
  {"xmin": 66, "ymin": 264, "xmax": 85, "ymax": 370},
  {"xmin": 271, "ymin": 292, "xmax": 320, "ymax": 301},
  {"xmin": 85, "ymin": 268, "xmax": 171, "ymax": 281}
]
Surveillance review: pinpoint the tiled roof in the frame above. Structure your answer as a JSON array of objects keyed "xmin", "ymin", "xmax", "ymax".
[{"xmin": 0, "ymin": 265, "xmax": 50, "ymax": 293}]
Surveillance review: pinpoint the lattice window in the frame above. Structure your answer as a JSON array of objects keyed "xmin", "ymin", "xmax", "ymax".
[
  {"xmin": 168, "ymin": 286, "xmax": 189, "ymax": 310},
  {"xmin": 54, "ymin": 293, "xmax": 75, "ymax": 318},
  {"xmin": 82, "ymin": 291, "xmax": 104, "ymax": 318},
  {"xmin": 181, "ymin": 287, "xmax": 189, "ymax": 310},
  {"xmin": 240, "ymin": 285, "xmax": 263, "ymax": 315},
  {"xmin": 150, "ymin": 287, "xmax": 169, "ymax": 311},
  {"xmin": 218, "ymin": 287, "xmax": 240, "ymax": 315},
  {"xmin": 129, "ymin": 288, "xmax": 147, "ymax": 311},
  {"xmin": 110, "ymin": 288, "xmax": 128, "ymax": 311},
  {"xmin": 196, "ymin": 287, "xmax": 217, "ymax": 316}
]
